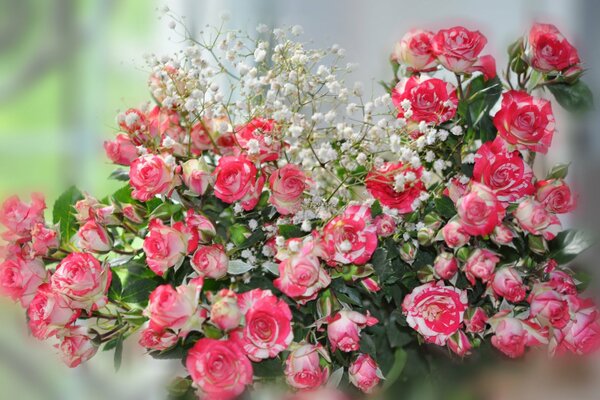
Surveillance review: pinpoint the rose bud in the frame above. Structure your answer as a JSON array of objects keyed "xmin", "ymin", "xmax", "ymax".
[
  {"xmin": 417, "ymin": 226, "xmax": 436, "ymax": 246},
  {"xmin": 76, "ymin": 220, "xmax": 112, "ymax": 252},
  {"xmin": 56, "ymin": 326, "xmax": 98, "ymax": 368},
  {"xmin": 434, "ymin": 252, "xmax": 458, "ymax": 280},
  {"xmin": 391, "ymin": 29, "xmax": 438, "ymax": 72},
  {"xmin": 441, "ymin": 219, "xmax": 470, "ymax": 248},
  {"xmin": 465, "ymin": 249, "xmax": 499, "ymax": 285},
  {"xmin": 30, "ymin": 223, "xmax": 59, "ymax": 256},
  {"xmin": 327, "ymin": 310, "xmax": 378, "ymax": 352},
  {"xmin": 360, "ymin": 277, "xmax": 381, "ymax": 293},
  {"xmin": 535, "ymin": 179, "xmax": 576, "ymax": 214},
  {"xmin": 285, "ymin": 343, "xmax": 331, "ymax": 390},
  {"xmin": 490, "ymin": 224, "xmax": 514, "ymax": 246},
  {"xmin": 186, "ymin": 338, "xmax": 253, "ymax": 400},
  {"xmin": 491, "ymin": 267, "xmax": 527, "ymax": 303},
  {"xmin": 209, "ymin": 289, "xmax": 242, "ymax": 332},
  {"xmin": 465, "ymin": 307, "xmax": 488, "ymax": 334},
  {"xmin": 51, "ymin": 252, "xmax": 112, "ymax": 311},
  {"xmin": 349, "ymin": 354, "xmax": 383, "ymax": 394},
  {"xmin": 0, "ymin": 193, "xmax": 45, "ymax": 241},
  {"xmin": 0, "ymin": 256, "xmax": 49, "ymax": 307},
  {"xmin": 27, "ymin": 284, "xmax": 81, "ymax": 340},
  {"xmin": 399, "ymin": 241, "xmax": 417, "ymax": 263},
  {"xmin": 121, "ymin": 204, "xmax": 144, "ymax": 224},
  {"xmin": 515, "ymin": 198, "xmax": 561, "ymax": 240},
  {"xmin": 529, "ymin": 283, "xmax": 570, "ymax": 328},
  {"xmin": 432, "ymin": 26, "xmax": 488, "ymax": 73},
  {"xmin": 373, "ymin": 213, "xmax": 396, "ymax": 237},
  {"xmin": 191, "ymin": 244, "xmax": 228, "ymax": 279},
  {"xmin": 138, "ymin": 325, "xmax": 179, "ymax": 351},
  {"xmin": 447, "ymin": 330, "xmax": 472, "ymax": 357},
  {"xmin": 182, "ymin": 159, "xmax": 212, "ymax": 196},
  {"xmin": 104, "ymin": 134, "xmax": 138, "ymax": 166},
  {"xmin": 143, "ymin": 219, "xmax": 193, "ymax": 276}
]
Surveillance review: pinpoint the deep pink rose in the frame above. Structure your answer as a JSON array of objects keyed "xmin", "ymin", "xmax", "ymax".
[
  {"xmin": 284, "ymin": 343, "xmax": 330, "ymax": 390},
  {"xmin": 529, "ymin": 283, "xmax": 570, "ymax": 328},
  {"xmin": 551, "ymin": 302, "xmax": 600, "ymax": 356},
  {"xmin": 392, "ymin": 76, "xmax": 458, "ymax": 125},
  {"xmin": 514, "ymin": 198, "xmax": 561, "ymax": 240},
  {"xmin": 465, "ymin": 307, "xmax": 488, "ymax": 334},
  {"xmin": 465, "ymin": 248, "xmax": 499, "ymax": 285},
  {"xmin": 366, "ymin": 162, "xmax": 425, "ymax": 213},
  {"xmin": 391, "ymin": 29, "xmax": 438, "ymax": 72},
  {"xmin": 434, "ymin": 252, "xmax": 458, "ymax": 280},
  {"xmin": 27, "ymin": 284, "xmax": 80, "ymax": 340},
  {"xmin": 327, "ymin": 310, "xmax": 378, "ymax": 352},
  {"xmin": 191, "ymin": 244, "xmax": 228, "ymax": 279},
  {"xmin": 535, "ymin": 179, "xmax": 576, "ymax": 214},
  {"xmin": 441, "ymin": 219, "xmax": 471, "ymax": 248},
  {"xmin": 138, "ymin": 325, "xmax": 179, "ymax": 351},
  {"xmin": 466, "ymin": 54, "xmax": 497, "ymax": 80},
  {"xmin": 0, "ymin": 256, "xmax": 48, "ymax": 307},
  {"xmin": 129, "ymin": 154, "xmax": 177, "ymax": 201},
  {"xmin": 143, "ymin": 219, "xmax": 194, "ymax": 276},
  {"xmin": 349, "ymin": 354, "xmax": 382, "ymax": 394},
  {"xmin": 432, "ymin": 26, "xmax": 488, "ymax": 73},
  {"xmin": 213, "ymin": 155, "xmax": 264, "ymax": 211},
  {"xmin": 490, "ymin": 314, "xmax": 549, "ymax": 358},
  {"xmin": 56, "ymin": 326, "xmax": 98, "ymax": 368},
  {"xmin": 373, "ymin": 213, "xmax": 396, "ymax": 237},
  {"xmin": 322, "ymin": 205, "xmax": 377, "ymax": 265},
  {"xmin": 547, "ymin": 270, "xmax": 577, "ymax": 295},
  {"xmin": 456, "ymin": 183, "xmax": 505, "ymax": 236},
  {"xmin": 491, "ymin": 267, "xmax": 527, "ymax": 303},
  {"xmin": 234, "ymin": 118, "xmax": 281, "ymax": 162},
  {"xmin": 525, "ymin": 23, "xmax": 580, "ymax": 73},
  {"xmin": 0, "ymin": 193, "xmax": 45, "ymax": 241},
  {"xmin": 104, "ymin": 134, "xmax": 138, "ymax": 166},
  {"xmin": 269, "ymin": 164, "xmax": 308, "ymax": 215},
  {"xmin": 185, "ymin": 210, "xmax": 216, "ymax": 244}
]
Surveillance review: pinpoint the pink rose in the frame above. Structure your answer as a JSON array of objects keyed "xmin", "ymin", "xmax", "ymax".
[
  {"xmin": 465, "ymin": 249, "xmax": 499, "ymax": 285},
  {"xmin": 143, "ymin": 219, "xmax": 194, "ymax": 276},
  {"xmin": 327, "ymin": 310, "xmax": 378, "ymax": 352},
  {"xmin": 74, "ymin": 195, "xmax": 117, "ymax": 225},
  {"xmin": 434, "ymin": 252, "xmax": 458, "ymax": 280},
  {"xmin": 456, "ymin": 183, "xmax": 505, "ymax": 236},
  {"xmin": 465, "ymin": 307, "xmax": 488, "ymax": 334},
  {"xmin": 551, "ymin": 303, "xmax": 600, "ymax": 356},
  {"xmin": 402, "ymin": 281, "xmax": 468, "ymax": 345},
  {"xmin": 284, "ymin": 343, "xmax": 330, "ymax": 390},
  {"xmin": 209, "ymin": 289, "xmax": 242, "ymax": 332},
  {"xmin": 491, "ymin": 267, "xmax": 527, "ymax": 303},
  {"xmin": 76, "ymin": 220, "xmax": 112, "ymax": 253},
  {"xmin": 121, "ymin": 204, "xmax": 144, "ymax": 224},
  {"xmin": 473, "ymin": 137, "xmax": 534, "ymax": 203},
  {"xmin": 234, "ymin": 118, "xmax": 281, "ymax": 162},
  {"xmin": 148, "ymin": 107, "xmax": 188, "ymax": 156},
  {"xmin": 233, "ymin": 289, "xmax": 293, "ymax": 361},
  {"xmin": 191, "ymin": 244, "xmax": 228, "ymax": 279},
  {"xmin": 529, "ymin": 284, "xmax": 570, "ymax": 328},
  {"xmin": 348, "ymin": 354, "xmax": 382, "ymax": 394},
  {"xmin": 213, "ymin": 155, "xmax": 265, "ymax": 211},
  {"xmin": 547, "ymin": 270, "xmax": 577, "ymax": 295},
  {"xmin": 444, "ymin": 178, "xmax": 468, "ymax": 204},
  {"xmin": 535, "ymin": 179, "xmax": 576, "ymax": 214},
  {"xmin": 269, "ymin": 164, "xmax": 308, "ymax": 215},
  {"xmin": 525, "ymin": 23, "xmax": 580, "ymax": 73},
  {"xmin": 391, "ymin": 29, "xmax": 438, "ymax": 72},
  {"xmin": 432, "ymin": 26, "xmax": 488, "ymax": 73},
  {"xmin": 493, "ymin": 91, "xmax": 555, "ymax": 154},
  {"xmin": 56, "ymin": 326, "xmax": 97, "ymax": 368},
  {"xmin": 490, "ymin": 224, "xmax": 514, "ymax": 246},
  {"xmin": 514, "ymin": 198, "xmax": 561, "ymax": 240},
  {"xmin": 392, "ymin": 76, "xmax": 458, "ymax": 125},
  {"xmin": 0, "ymin": 193, "xmax": 45, "ymax": 241},
  {"xmin": 182, "ymin": 159, "xmax": 213, "ymax": 196},
  {"xmin": 29, "ymin": 223, "xmax": 59, "ymax": 256},
  {"xmin": 447, "ymin": 330, "xmax": 472, "ymax": 357},
  {"xmin": 117, "ymin": 108, "xmax": 147, "ymax": 139},
  {"xmin": 322, "ymin": 205, "xmax": 377, "ymax": 266},
  {"xmin": 373, "ymin": 213, "xmax": 396, "ymax": 237},
  {"xmin": 185, "ymin": 210, "xmax": 216, "ymax": 244},
  {"xmin": 129, "ymin": 154, "xmax": 177, "ymax": 201},
  {"xmin": 144, "ymin": 278, "xmax": 205, "ymax": 334},
  {"xmin": 27, "ymin": 284, "xmax": 81, "ymax": 339},
  {"xmin": 490, "ymin": 315, "xmax": 549, "ymax": 358},
  {"xmin": 366, "ymin": 162, "xmax": 425, "ymax": 213},
  {"xmin": 441, "ymin": 219, "xmax": 470, "ymax": 248},
  {"xmin": 466, "ymin": 54, "xmax": 497, "ymax": 80},
  {"xmin": 186, "ymin": 338, "xmax": 253, "ymax": 400},
  {"xmin": 104, "ymin": 134, "xmax": 138, "ymax": 166},
  {"xmin": 138, "ymin": 325, "xmax": 179, "ymax": 351},
  {"xmin": 0, "ymin": 256, "xmax": 48, "ymax": 307},
  {"xmin": 51, "ymin": 252, "xmax": 111, "ymax": 311}
]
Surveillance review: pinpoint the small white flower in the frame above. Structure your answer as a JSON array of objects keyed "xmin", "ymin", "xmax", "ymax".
[{"xmin": 451, "ymin": 125, "xmax": 463, "ymax": 136}]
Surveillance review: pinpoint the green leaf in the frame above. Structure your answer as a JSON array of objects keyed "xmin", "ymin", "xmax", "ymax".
[
  {"xmin": 434, "ymin": 196, "xmax": 457, "ymax": 219},
  {"xmin": 112, "ymin": 184, "xmax": 134, "ymax": 204},
  {"xmin": 548, "ymin": 81, "xmax": 594, "ymax": 112},
  {"xmin": 382, "ymin": 348, "xmax": 407, "ymax": 390},
  {"xmin": 52, "ymin": 186, "xmax": 84, "ymax": 245},
  {"xmin": 549, "ymin": 229, "xmax": 595, "ymax": 264},
  {"xmin": 371, "ymin": 200, "xmax": 383, "ymax": 218},
  {"xmin": 109, "ymin": 169, "xmax": 130, "ymax": 181},
  {"xmin": 278, "ymin": 224, "xmax": 304, "ymax": 239},
  {"xmin": 113, "ymin": 261, "xmax": 162, "ymax": 306},
  {"xmin": 547, "ymin": 163, "xmax": 570, "ymax": 180},
  {"xmin": 150, "ymin": 202, "xmax": 183, "ymax": 219},
  {"xmin": 252, "ymin": 358, "xmax": 283, "ymax": 377},
  {"xmin": 113, "ymin": 334, "xmax": 124, "ymax": 371}
]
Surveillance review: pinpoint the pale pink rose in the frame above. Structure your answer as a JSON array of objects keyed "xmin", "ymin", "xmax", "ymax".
[
  {"xmin": 529, "ymin": 284, "xmax": 570, "ymax": 328},
  {"xmin": 0, "ymin": 193, "xmax": 45, "ymax": 241},
  {"xmin": 56, "ymin": 326, "xmax": 97, "ymax": 368},
  {"xmin": 285, "ymin": 343, "xmax": 330, "ymax": 390},
  {"xmin": 104, "ymin": 134, "xmax": 138, "ymax": 166},
  {"xmin": 76, "ymin": 220, "xmax": 112, "ymax": 252},
  {"xmin": 185, "ymin": 210, "xmax": 216, "ymax": 244},
  {"xmin": 232, "ymin": 289, "xmax": 293, "ymax": 361},
  {"xmin": 143, "ymin": 219, "xmax": 193, "ymax": 276},
  {"xmin": 349, "ymin": 354, "xmax": 382, "ymax": 394},
  {"xmin": 29, "ymin": 223, "xmax": 59, "ymax": 256},
  {"xmin": 373, "ymin": 213, "xmax": 396, "ymax": 237},
  {"xmin": 490, "ymin": 224, "xmax": 514, "ymax": 246},
  {"xmin": 444, "ymin": 178, "xmax": 468, "ymax": 204},
  {"xmin": 186, "ymin": 338, "xmax": 253, "ymax": 400},
  {"xmin": 191, "ymin": 244, "xmax": 228, "ymax": 279},
  {"xmin": 213, "ymin": 155, "xmax": 265, "ymax": 211},
  {"xmin": 464, "ymin": 307, "xmax": 488, "ymax": 334},
  {"xmin": 551, "ymin": 302, "xmax": 600, "ymax": 356},
  {"xmin": 138, "ymin": 325, "xmax": 179, "ymax": 351},
  {"xmin": 456, "ymin": 183, "xmax": 505, "ymax": 236},
  {"xmin": 234, "ymin": 118, "xmax": 281, "ymax": 162},
  {"xmin": 514, "ymin": 198, "xmax": 562, "ymax": 240},
  {"xmin": 490, "ymin": 314, "xmax": 548, "ymax": 358},
  {"xmin": 441, "ymin": 219, "xmax": 470, "ymax": 248},
  {"xmin": 322, "ymin": 205, "xmax": 377, "ymax": 266},
  {"xmin": 547, "ymin": 270, "xmax": 577, "ymax": 295},
  {"xmin": 466, "ymin": 54, "xmax": 497, "ymax": 80},
  {"xmin": 27, "ymin": 284, "xmax": 81, "ymax": 340},
  {"xmin": 121, "ymin": 204, "xmax": 144, "ymax": 224},
  {"xmin": 73, "ymin": 195, "xmax": 117, "ymax": 225},
  {"xmin": 182, "ymin": 159, "xmax": 213, "ymax": 196},
  {"xmin": 209, "ymin": 289, "xmax": 242, "ymax": 332},
  {"xmin": 434, "ymin": 252, "xmax": 459, "ymax": 280},
  {"xmin": 402, "ymin": 281, "xmax": 468, "ymax": 346},
  {"xmin": 391, "ymin": 29, "xmax": 438, "ymax": 72},
  {"xmin": 327, "ymin": 310, "xmax": 378, "ymax": 352},
  {"xmin": 525, "ymin": 23, "xmax": 580, "ymax": 73},
  {"xmin": 535, "ymin": 179, "xmax": 576, "ymax": 214},
  {"xmin": 491, "ymin": 267, "xmax": 527, "ymax": 303},
  {"xmin": 269, "ymin": 164, "xmax": 308, "ymax": 215},
  {"xmin": 129, "ymin": 154, "xmax": 177, "ymax": 202},
  {"xmin": 0, "ymin": 256, "xmax": 48, "ymax": 307},
  {"xmin": 144, "ymin": 278, "xmax": 205, "ymax": 334},
  {"xmin": 391, "ymin": 76, "xmax": 458, "ymax": 125},
  {"xmin": 447, "ymin": 330, "xmax": 472, "ymax": 357},
  {"xmin": 432, "ymin": 26, "xmax": 488, "ymax": 73},
  {"xmin": 465, "ymin": 249, "xmax": 499, "ymax": 285}
]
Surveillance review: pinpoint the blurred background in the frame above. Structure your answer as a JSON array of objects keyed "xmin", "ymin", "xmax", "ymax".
[{"xmin": 1, "ymin": 1, "xmax": 600, "ymax": 399}]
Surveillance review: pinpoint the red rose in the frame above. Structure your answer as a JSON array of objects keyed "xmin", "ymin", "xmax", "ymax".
[
  {"xmin": 213, "ymin": 155, "xmax": 264, "ymax": 211},
  {"xmin": 493, "ymin": 90, "xmax": 555, "ymax": 154},
  {"xmin": 366, "ymin": 162, "xmax": 425, "ymax": 213},
  {"xmin": 432, "ymin": 26, "xmax": 487, "ymax": 73},
  {"xmin": 525, "ymin": 23, "xmax": 580, "ymax": 73},
  {"xmin": 392, "ymin": 76, "xmax": 458, "ymax": 125}
]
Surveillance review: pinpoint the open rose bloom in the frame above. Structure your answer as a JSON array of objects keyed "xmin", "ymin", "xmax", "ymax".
[{"xmin": 0, "ymin": 20, "xmax": 598, "ymax": 400}]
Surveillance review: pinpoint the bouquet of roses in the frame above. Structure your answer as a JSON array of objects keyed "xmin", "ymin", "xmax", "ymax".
[{"xmin": 0, "ymin": 16, "xmax": 597, "ymax": 400}]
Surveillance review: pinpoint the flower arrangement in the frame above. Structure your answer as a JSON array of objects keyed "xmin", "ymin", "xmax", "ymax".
[{"xmin": 0, "ymin": 17, "xmax": 597, "ymax": 400}]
